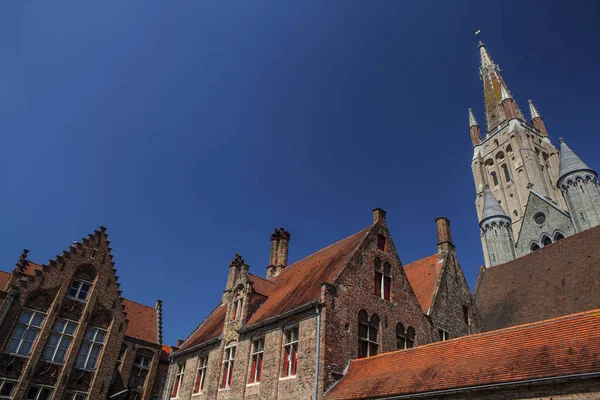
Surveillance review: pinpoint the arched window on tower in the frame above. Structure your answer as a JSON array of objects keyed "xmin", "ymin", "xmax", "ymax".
[
  {"xmin": 405, "ymin": 327, "xmax": 416, "ymax": 348},
  {"xmin": 541, "ymin": 235, "xmax": 552, "ymax": 247},
  {"xmin": 554, "ymin": 232, "xmax": 565, "ymax": 241},
  {"xmin": 530, "ymin": 242, "xmax": 540, "ymax": 252},
  {"xmin": 502, "ymin": 164, "xmax": 511, "ymax": 182},
  {"xmin": 491, "ymin": 172, "xmax": 498, "ymax": 186}
]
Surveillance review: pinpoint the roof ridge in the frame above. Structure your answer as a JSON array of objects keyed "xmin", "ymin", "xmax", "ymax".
[
  {"xmin": 248, "ymin": 273, "xmax": 276, "ymax": 285},
  {"xmin": 350, "ymin": 307, "xmax": 600, "ymax": 365},
  {"xmin": 180, "ymin": 302, "xmax": 225, "ymax": 345}
]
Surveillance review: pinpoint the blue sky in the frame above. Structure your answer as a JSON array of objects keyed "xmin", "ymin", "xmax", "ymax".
[{"xmin": 1, "ymin": 1, "xmax": 599, "ymax": 345}]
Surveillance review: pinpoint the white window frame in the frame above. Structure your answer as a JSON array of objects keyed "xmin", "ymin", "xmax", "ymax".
[
  {"xmin": 67, "ymin": 279, "xmax": 93, "ymax": 302},
  {"xmin": 170, "ymin": 363, "xmax": 185, "ymax": 399},
  {"xmin": 130, "ymin": 354, "xmax": 152, "ymax": 390},
  {"xmin": 358, "ymin": 317, "xmax": 379, "ymax": 358},
  {"xmin": 25, "ymin": 385, "xmax": 54, "ymax": 400},
  {"xmin": 0, "ymin": 378, "xmax": 18, "ymax": 399},
  {"xmin": 64, "ymin": 391, "xmax": 87, "ymax": 400},
  {"xmin": 6, "ymin": 309, "xmax": 46, "ymax": 356},
  {"xmin": 439, "ymin": 329, "xmax": 450, "ymax": 341},
  {"xmin": 75, "ymin": 327, "xmax": 106, "ymax": 371},
  {"xmin": 231, "ymin": 299, "xmax": 242, "ymax": 321},
  {"xmin": 193, "ymin": 356, "xmax": 208, "ymax": 395},
  {"xmin": 281, "ymin": 327, "xmax": 298, "ymax": 378},
  {"xmin": 42, "ymin": 318, "xmax": 78, "ymax": 363},
  {"xmin": 248, "ymin": 338, "xmax": 264, "ymax": 384},
  {"xmin": 220, "ymin": 344, "xmax": 236, "ymax": 389}
]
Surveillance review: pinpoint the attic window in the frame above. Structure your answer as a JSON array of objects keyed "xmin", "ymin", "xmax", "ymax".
[
  {"xmin": 67, "ymin": 279, "xmax": 92, "ymax": 302},
  {"xmin": 376, "ymin": 235, "xmax": 386, "ymax": 251}
]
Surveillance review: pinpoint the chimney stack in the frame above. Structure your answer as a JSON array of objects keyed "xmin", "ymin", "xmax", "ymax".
[
  {"xmin": 373, "ymin": 208, "xmax": 387, "ymax": 224},
  {"xmin": 435, "ymin": 217, "xmax": 455, "ymax": 257},
  {"xmin": 267, "ymin": 228, "xmax": 290, "ymax": 280}
]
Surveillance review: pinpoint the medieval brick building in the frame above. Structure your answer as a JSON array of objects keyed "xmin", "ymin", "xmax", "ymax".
[{"xmin": 0, "ymin": 227, "xmax": 170, "ymax": 400}]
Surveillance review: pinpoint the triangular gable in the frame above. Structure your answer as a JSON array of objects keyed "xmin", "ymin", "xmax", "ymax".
[{"xmin": 403, "ymin": 254, "xmax": 443, "ymax": 314}]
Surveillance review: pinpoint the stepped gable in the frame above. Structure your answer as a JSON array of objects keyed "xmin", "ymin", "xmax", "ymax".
[
  {"xmin": 0, "ymin": 271, "xmax": 10, "ymax": 289},
  {"xmin": 122, "ymin": 298, "xmax": 159, "ymax": 344},
  {"xmin": 474, "ymin": 224, "xmax": 600, "ymax": 331},
  {"xmin": 403, "ymin": 254, "xmax": 442, "ymax": 313},
  {"xmin": 324, "ymin": 309, "xmax": 600, "ymax": 399},
  {"xmin": 179, "ymin": 304, "xmax": 227, "ymax": 351},
  {"xmin": 246, "ymin": 226, "xmax": 371, "ymax": 326}
]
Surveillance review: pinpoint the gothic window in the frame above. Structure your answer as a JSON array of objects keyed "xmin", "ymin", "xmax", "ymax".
[
  {"xmin": 249, "ymin": 338, "xmax": 264, "ymax": 384},
  {"xmin": 0, "ymin": 379, "xmax": 17, "ymax": 398},
  {"xmin": 67, "ymin": 279, "xmax": 92, "ymax": 302},
  {"xmin": 25, "ymin": 385, "xmax": 53, "ymax": 400},
  {"xmin": 554, "ymin": 232, "xmax": 565, "ymax": 241},
  {"xmin": 358, "ymin": 312, "xmax": 379, "ymax": 358},
  {"xmin": 6, "ymin": 309, "xmax": 45, "ymax": 356},
  {"xmin": 439, "ymin": 329, "xmax": 450, "ymax": 341},
  {"xmin": 374, "ymin": 259, "xmax": 391, "ymax": 301},
  {"xmin": 541, "ymin": 235, "xmax": 552, "ymax": 247},
  {"xmin": 282, "ymin": 328, "xmax": 298, "ymax": 378},
  {"xmin": 396, "ymin": 323, "xmax": 406, "ymax": 350},
  {"xmin": 531, "ymin": 243, "xmax": 540, "ymax": 252},
  {"xmin": 221, "ymin": 343, "xmax": 236, "ymax": 388},
  {"xmin": 231, "ymin": 299, "xmax": 242, "ymax": 321},
  {"xmin": 491, "ymin": 172, "xmax": 498, "ymax": 186},
  {"xmin": 406, "ymin": 327, "xmax": 416, "ymax": 348},
  {"xmin": 502, "ymin": 164, "xmax": 511, "ymax": 182},
  {"xmin": 193, "ymin": 356, "xmax": 208, "ymax": 394},
  {"xmin": 64, "ymin": 392, "xmax": 87, "ymax": 400},
  {"xmin": 75, "ymin": 327, "xmax": 107, "ymax": 371},
  {"xmin": 42, "ymin": 318, "xmax": 77, "ymax": 363},
  {"xmin": 506, "ymin": 144, "xmax": 513, "ymax": 153},
  {"xmin": 129, "ymin": 353, "xmax": 152, "ymax": 390},
  {"xmin": 376, "ymin": 234, "xmax": 386, "ymax": 251},
  {"xmin": 171, "ymin": 363, "xmax": 185, "ymax": 398}
]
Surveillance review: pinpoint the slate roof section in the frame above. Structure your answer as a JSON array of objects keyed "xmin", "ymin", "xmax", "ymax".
[
  {"xmin": 474, "ymin": 224, "xmax": 600, "ymax": 331},
  {"xmin": 403, "ymin": 254, "xmax": 442, "ymax": 314},
  {"xmin": 324, "ymin": 309, "xmax": 600, "ymax": 399},
  {"xmin": 481, "ymin": 187, "xmax": 508, "ymax": 222},
  {"xmin": 122, "ymin": 299, "xmax": 159, "ymax": 344},
  {"xmin": 559, "ymin": 139, "xmax": 594, "ymax": 180},
  {"xmin": 179, "ymin": 304, "xmax": 227, "ymax": 351}
]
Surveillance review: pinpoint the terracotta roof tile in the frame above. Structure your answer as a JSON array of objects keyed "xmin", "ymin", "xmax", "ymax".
[
  {"xmin": 122, "ymin": 299, "xmax": 159, "ymax": 344},
  {"xmin": 179, "ymin": 304, "xmax": 226, "ymax": 351},
  {"xmin": 403, "ymin": 254, "xmax": 442, "ymax": 313},
  {"xmin": 160, "ymin": 344, "xmax": 172, "ymax": 362},
  {"xmin": 324, "ymin": 309, "xmax": 600, "ymax": 399},
  {"xmin": 248, "ymin": 273, "xmax": 275, "ymax": 297},
  {"xmin": 0, "ymin": 271, "xmax": 10, "ymax": 290},
  {"xmin": 245, "ymin": 227, "xmax": 370, "ymax": 326},
  {"xmin": 475, "ymin": 224, "xmax": 600, "ymax": 331}
]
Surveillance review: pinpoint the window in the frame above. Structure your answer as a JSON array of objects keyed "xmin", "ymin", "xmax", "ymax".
[
  {"xmin": 42, "ymin": 319, "xmax": 77, "ymax": 363},
  {"xmin": 531, "ymin": 243, "xmax": 540, "ymax": 252},
  {"xmin": 541, "ymin": 235, "xmax": 552, "ymax": 247},
  {"xmin": 502, "ymin": 164, "xmax": 511, "ymax": 182},
  {"xmin": 170, "ymin": 364, "xmax": 185, "ymax": 398},
  {"xmin": 130, "ymin": 354, "xmax": 151, "ymax": 390},
  {"xmin": 193, "ymin": 356, "xmax": 208, "ymax": 394},
  {"xmin": 282, "ymin": 328, "xmax": 298, "ymax": 378},
  {"xmin": 0, "ymin": 379, "xmax": 17, "ymax": 399},
  {"xmin": 67, "ymin": 279, "xmax": 92, "ymax": 301},
  {"xmin": 6, "ymin": 309, "xmax": 45, "ymax": 356},
  {"xmin": 439, "ymin": 329, "xmax": 450, "ymax": 341},
  {"xmin": 396, "ymin": 323, "xmax": 406, "ymax": 350},
  {"xmin": 491, "ymin": 171, "xmax": 498, "ymax": 186},
  {"xmin": 554, "ymin": 232, "xmax": 565, "ymax": 241},
  {"xmin": 64, "ymin": 392, "xmax": 87, "ymax": 400},
  {"xmin": 374, "ymin": 259, "xmax": 391, "ymax": 301},
  {"xmin": 26, "ymin": 386, "xmax": 53, "ymax": 400},
  {"xmin": 463, "ymin": 305, "xmax": 470, "ymax": 326},
  {"xmin": 358, "ymin": 311, "xmax": 379, "ymax": 358},
  {"xmin": 248, "ymin": 338, "xmax": 264, "ymax": 384},
  {"xmin": 231, "ymin": 299, "xmax": 242, "ymax": 321},
  {"xmin": 406, "ymin": 327, "xmax": 416, "ymax": 348},
  {"xmin": 75, "ymin": 327, "xmax": 106, "ymax": 371},
  {"xmin": 221, "ymin": 344, "xmax": 236, "ymax": 388},
  {"xmin": 376, "ymin": 234, "xmax": 386, "ymax": 251}
]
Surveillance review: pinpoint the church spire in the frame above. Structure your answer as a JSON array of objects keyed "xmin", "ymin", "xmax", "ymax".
[
  {"xmin": 468, "ymin": 108, "xmax": 481, "ymax": 146},
  {"xmin": 528, "ymin": 99, "xmax": 541, "ymax": 119},
  {"xmin": 478, "ymin": 42, "xmax": 524, "ymax": 132},
  {"xmin": 528, "ymin": 99, "xmax": 548, "ymax": 136},
  {"xmin": 469, "ymin": 108, "xmax": 478, "ymax": 127}
]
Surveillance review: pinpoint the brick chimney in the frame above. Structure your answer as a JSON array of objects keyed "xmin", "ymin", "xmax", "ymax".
[
  {"xmin": 373, "ymin": 208, "xmax": 387, "ymax": 224},
  {"xmin": 267, "ymin": 228, "xmax": 291, "ymax": 280},
  {"xmin": 435, "ymin": 217, "xmax": 455, "ymax": 257}
]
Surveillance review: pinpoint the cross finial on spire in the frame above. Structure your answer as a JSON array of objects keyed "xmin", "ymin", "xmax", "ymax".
[
  {"xmin": 469, "ymin": 108, "xmax": 478, "ymax": 127},
  {"xmin": 528, "ymin": 99, "xmax": 541, "ymax": 120}
]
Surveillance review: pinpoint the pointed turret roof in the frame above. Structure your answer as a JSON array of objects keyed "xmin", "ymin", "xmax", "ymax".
[
  {"xmin": 479, "ymin": 41, "xmax": 494, "ymax": 68},
  {"xmin": 528, "ymin": 99, "xmax": 541, "ymax": 120},
  {"xmin": 500, "ymin": 83, "xmax": 512, "ymax": 102},
  {"xmin": 469, "ymin": 108, "xmax": 478, "ymax": 127},
  {"xmin": 481, "ymin": 186, "xmax": 509, "ymax": 223},
  {"xmin": 558, "ymin": 139, "xmax": 594, "ymax": 180}
]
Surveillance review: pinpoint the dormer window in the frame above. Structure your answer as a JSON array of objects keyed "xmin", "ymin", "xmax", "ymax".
[
  {"xmin": 231, "ymin": 299, "xmax": 242, "ymax": 321},
  {"xmin": 376, "ymin": 235, "xmax": 386, "ymax": 251},
  {"xmin": 67, "ymin": 279, "xmax": 92, "ymax": 302}
]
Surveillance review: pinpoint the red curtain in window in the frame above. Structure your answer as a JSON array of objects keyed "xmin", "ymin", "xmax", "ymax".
[
  {"xmin": 383, "ymin": 276, "xmax": 391, "ymax": 300},
  {"xmin": 228, "ymin": 363, "xmax": 234, "ymax": 387},
  {"xmin": 250, "ymin": 358, "xmax": 257, "ymax": 383},
  {"xmin": 257, "ymin": 355, "xmax": 262, "ymax": 382},
  {"xmin": 291, "ymin": 344, "xmax": 298, "ymax": 376},
  {"xmin": 375, "ymin": 273, "xmax": 382, "ymax": 297},
  {"xmin": 283, "ymin": 347, "xmax": 290, "ymax": 377},
  {"xmin": 171, "ymin": 376, "xmax": 180, "ymax": 397}
]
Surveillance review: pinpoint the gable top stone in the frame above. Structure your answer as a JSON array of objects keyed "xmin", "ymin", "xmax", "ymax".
[
  {"xmin": 558, "ymin": 139, "xmax": 594, "ymax": 181},
  {"xmin": 481, "ymin": 186, "xmax": 509, "ymax": 223}
]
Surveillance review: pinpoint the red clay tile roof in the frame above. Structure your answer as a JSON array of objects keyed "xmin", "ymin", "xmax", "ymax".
[
  {"xmin": 475, "ymin": 224, "xmax": 600, "ymax": 331},
  {"xmin": 122, "ymin": 299, "xmax": 159, "ymax": 344},
  {"xmin": 0, "ymin": 271, "xmax": 10, "ymax": 290},
  {"xmin": 179, "ymin": 304, "xmax": 226, "ymax": 351},
  {"xmin": 324, "ymin": 309, "xmax": 600, "ymax": 399},
  {"xmin": 248, "ymin": 273, "xmax": 275, "ymax": 297},
  {"xmin": 160, "ymin": 344, "xmax": 173, "ymax": 362},
  {"xmin": 403, "ymin": 254, "xmax": 442, "ymax": 313},
  {"xmin": 245, "ymin": 227, "xmax": 371, "ymax": 326}
]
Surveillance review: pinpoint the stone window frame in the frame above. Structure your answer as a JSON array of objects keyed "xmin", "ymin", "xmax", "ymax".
[
  {"xmin": 490, "ymin": 171, "xmax": 499, "ymax": 186},
  {"xmin": 248, "ymin": 337, "xmax": 264, "ymax": 385},
  {"xmin": 66, "ymin": 278, "xmax": 93, "ymax": 302},
  {"xmin": 170, "ymin": 363, "xmax": 185, "ymax": 399},
  {"xmin": 64, "ymin": 391, "xmax": 87, "ymax": 400},
  {"xmin": 42, "ymin": 318, "xmax": 78, "ymax": 364},
  {"xmin": 501, "ymin": 163, "xmax": 511, "ymax": 182},
  {"xmin": 405, "ymin": 326, "xmax": 416, "ymax": 348},
  {"xmin": 0, "ymin": 378, "xmax": 18, "ymax": 399},
  {"xmin": 25, "ymin": 384, "xmax": 54, "ymax": 400},
  {"xmin": 6, "ymin": 308, "xmax": 46, "ymax": 357},
  {"xmin": 75, "ymin": 326, "xmax": 107, "ymax": 371},
  {"xmin": 231, "ymin": 298, "xmax": 242, "ymax": 321},
  {"xmin": 281, "ymin": 326, "xmax": 299, "ymax": 379},
  {"xmin": 395, "ymin": 322, "xmax": 406, "ymax": 350},
  {"xmin": 358, "ymin": 311, "xmax": 379, "ymax": 358},
  {"xmin": 220, "ymin": 342, "xmax": 236, "ymax": 389},
  {"xmin": 374, "ymin": 258, "xmax": 392, "ymax": 301},
  {"xmin": 193, "ymin": 355, "xmax": 208, "ymax": 395},
  {"xmin": 129, "ymin": 352, "xmax": 153, "ymax": 391}
]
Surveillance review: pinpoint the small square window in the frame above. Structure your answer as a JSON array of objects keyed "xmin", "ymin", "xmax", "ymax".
[{"xmin": 376, "ymin": 235, "xmax": 386, "ymax": 251}]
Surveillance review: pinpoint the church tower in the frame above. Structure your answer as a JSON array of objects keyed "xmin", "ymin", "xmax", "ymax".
[{"xmin": 469, "ymin": 42, "xmax": 565, "ymax": 267}]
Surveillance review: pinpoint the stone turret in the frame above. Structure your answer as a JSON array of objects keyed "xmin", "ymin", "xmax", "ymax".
[
  {"xmin": 557, "ymin": 139, "xmax": 600, "ymax": 232},
  {"xmin": 480, "ymin": 186, "xmax": 516, "ymax": 267}
]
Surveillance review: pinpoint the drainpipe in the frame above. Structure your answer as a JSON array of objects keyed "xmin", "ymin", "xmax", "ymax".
[
  {"xmin": 163, "ymin": 359, "xmax": 175, "ymax": 400},
  {"xmin": 313, "ymin": 304, "xmax": 322, "ymax": 400},
  {"xmin": 0, "ymin": 288, "xmax": 19, "ymax": 328}
]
